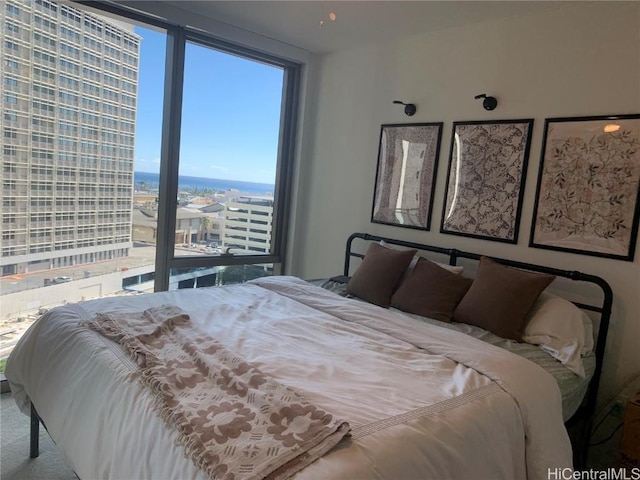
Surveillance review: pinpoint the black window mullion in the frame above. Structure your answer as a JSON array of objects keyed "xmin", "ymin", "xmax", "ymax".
[
  {"xmin": 154, "ymin": 26, "xmax": 185, "ymax": 292},
  {"xmin": 271, "ymin": 65, "xmax": 301, "ymax": 273}
]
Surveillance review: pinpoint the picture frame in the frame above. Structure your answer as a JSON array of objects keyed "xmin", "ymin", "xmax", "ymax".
[
  {"xmin": 530, "ymin": 114, "xmax": 640, "ymax": 261},
  {"xmin": 440, "ymin": 119, "xmax": 534, "ymax": 243},
  {"xmin": 371, "ymin": 123, "xmax": 443, "ymax": 230}
]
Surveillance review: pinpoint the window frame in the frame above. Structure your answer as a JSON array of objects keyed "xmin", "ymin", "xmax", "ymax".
[{"xmin": 77, "ymin": 1, "xmax": 301, "ymax": 291}]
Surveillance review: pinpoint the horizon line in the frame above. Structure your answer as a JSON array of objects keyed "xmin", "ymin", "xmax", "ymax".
[{"xmin": 134, "ymin": 171, "xmax": 275, "ymax": 186}]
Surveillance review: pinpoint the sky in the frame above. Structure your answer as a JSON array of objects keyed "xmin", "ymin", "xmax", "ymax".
[{"xmin": 133, "ymin": 26, "xmax": 283, "ymax": 185}]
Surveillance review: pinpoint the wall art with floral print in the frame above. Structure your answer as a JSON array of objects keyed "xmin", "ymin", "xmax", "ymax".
[
  {"xmin": 530, "ymin": 114, "xmax": 640, "ymax": 261},
  {"xmin": 440, "ymin": 119, "xmax": 534, "ymax": 243},
  {"xmin": 371, "ymin": 123, "xmax": 443, "ymax": 230}
]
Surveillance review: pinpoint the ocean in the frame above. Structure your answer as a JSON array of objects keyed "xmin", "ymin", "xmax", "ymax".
[{"xmin": 134, "ymin": 171, "xmax": 274, "ymax": 195}]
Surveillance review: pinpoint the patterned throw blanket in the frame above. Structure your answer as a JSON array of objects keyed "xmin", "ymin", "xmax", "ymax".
[{"xmin": 85, "ymin": 305, "xmax": 350, "ymax": 480}]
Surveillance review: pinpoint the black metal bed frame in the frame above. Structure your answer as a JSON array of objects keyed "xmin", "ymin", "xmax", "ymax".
[{"xmin": 342, "ymin": 232, "xmax": 613, "ymax": 468}]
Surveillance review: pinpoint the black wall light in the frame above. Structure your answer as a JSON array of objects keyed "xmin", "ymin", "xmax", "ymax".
[
  {"xmin": 393, "ymin": 100, "xmax": 417, "ymax": 116},
  {"xmin": 475, "ymin": 93, "xmax": 498, "ymax": 111}
]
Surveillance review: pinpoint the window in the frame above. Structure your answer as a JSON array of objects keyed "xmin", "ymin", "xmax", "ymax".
[
  {"xmin": 104, "ymin": 59, "xmax": 120, "ymax": 74},
  {"xmin": 33, "ymin": 84, "xmax": 55, "ymax": 96},
  {"xmin": 34, "ymin": 32, "xmax": 56, "ymax": 49},
  {"xmin": 60, "ymin": 42, "xmax": 80, "ymax": 58},
  {"xmin": 4, "ymin": 128, "xmax": 17, "ymax": 139},
  {"xmin": 34, "ymin": 66, "xmax": 55, "ymax": 81},
  {"xmin": 59, "ymin": 90, "xmax": 79, "ymax": 104},
  {"xmin": 84, "ymin": 36, "xmax": 101, "ymax": 51},
  {"xmin": 0, "ymin": 0, "xmax": 299, "ymax": 353},
  {"xmin": 6, "ymin": 21, "xmax": 19, "ymax": 33},
  {"xmin": 58, "ymin": 106, "xmax": 78, "ymax": 120},
  {"xmin": 105, "ymin": 25, "xmax": 121, "ymax": 43},
  {"xmin": 60, "ymin": 26, "xmax": 80, "ymax": 41},
  {"xmin": 34, "ymin": 49, "xmax": 56, "ymax": 64},
  {"xmin": 60, "ymin": 58, "xmax": 80, "ymax": 73},
  {"xmin": 4, "ymin": 59, "xmax": 19, "ymax": 70},
  {"xmin": 32, "ymin": 149, "xmax": 53, "ymax": 160},
  {"xmin": 33, "ymin": 100, "xmax": 54, "ymax": 113},
  {"xmin": 123, "ymin": 52, "xmax": 136, "ymax": 65},
  {"xmin": 35, "ymin": 0, "xmax": 58, "ymax": 13},
  {"xmin": 83, "ymin": 51, "xmax": 100, "ymax": 65},
  {"xmin": 104, "ymin": 44, "xmax": 120, "ymax": 59},
  {"xmin": 34, "ymin": 15, "xmax": 56, "ymax": 32},
  {"xmin": 33, "ymin": 133, "xmax": 54, "ymax": 144},
  {"xmin": 4, "ymin": 94, "xmax": 18, "ymax": 105},
  {"xmin": 61, "ymin": 5, "xmax": 81, "ymax": 23},
  {"xmin": 6, "ymin": 3, "xmax": 20, "ymax": 15},
  {"xmin": 59, "ymin": 121, "xmax": 78, "ymax": 135}
]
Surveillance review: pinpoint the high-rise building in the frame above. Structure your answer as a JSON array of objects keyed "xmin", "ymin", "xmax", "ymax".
[
  {"xmin": 0, "ymin": 0, "xmax": 140, "ymax": 276},
  {"xmin": 223, "ymin": 195, "xmax": 273, "ymax": 254}
]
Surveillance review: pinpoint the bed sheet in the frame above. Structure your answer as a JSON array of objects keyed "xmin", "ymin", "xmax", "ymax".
[
  {"xmin": 313, "ymin": 277, "xmax": 594, "ymax": 420},
  {"xmin": 6, "ymin": 276, "xmax": 571, "ymax": 480}
]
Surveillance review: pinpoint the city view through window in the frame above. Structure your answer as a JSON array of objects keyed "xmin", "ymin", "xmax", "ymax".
[{"xmin": 0, "ymin": 0, "xmax": 285, "ymax": 369}]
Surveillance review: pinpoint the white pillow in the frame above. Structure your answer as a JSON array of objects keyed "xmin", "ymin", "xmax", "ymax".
[
  {"xmin": 522, "ymin": 292, "xmax": 593, "ymax": 378},
  {"xmin": 379, "ymin": 240, "xmax": 463, "ymax": 275}
]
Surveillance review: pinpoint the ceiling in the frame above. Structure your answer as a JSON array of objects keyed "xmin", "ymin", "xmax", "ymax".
[{"xmin": 162, "ymin": 1, "xmax": 560, "ymax": 54}]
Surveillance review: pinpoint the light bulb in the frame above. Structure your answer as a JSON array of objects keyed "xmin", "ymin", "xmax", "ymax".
[{"xmin": 328, "ymin": 12, "xmax": 337, "ymax": 21}]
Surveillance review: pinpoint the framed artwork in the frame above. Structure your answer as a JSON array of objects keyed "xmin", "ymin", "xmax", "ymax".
[
  {"xmin": 530, "ymin": 114, "xmax": 640, "ymax": 261},
  {"xmin": 371, "ymin": 123, "xmax": 443, "ymax": 230},
  {"xmin": 440, "ymin": 119, "xmax": 534, "ymax": 243}
]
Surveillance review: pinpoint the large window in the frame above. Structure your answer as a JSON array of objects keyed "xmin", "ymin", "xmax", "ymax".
[
  {"xmin": 175, "ymin": 41, "xmax": 283, "ymax": 261},
  {"xmin": 152, "ymin": 28, "xmax": 299, "ymax": 291},
  {"xmin": 0, "ymin": 0, "xmax": 300, "ymax": 366}
]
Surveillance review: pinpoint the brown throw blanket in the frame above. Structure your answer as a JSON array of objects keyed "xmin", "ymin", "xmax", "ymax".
[{"xmin": 85, "ymin": 305, "xmax": 350, "ymax": 480}]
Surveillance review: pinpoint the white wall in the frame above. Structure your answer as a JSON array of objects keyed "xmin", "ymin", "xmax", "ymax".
[{"xmin": 293, "ymin": 2, "xmax": 640, "ymax": 405}]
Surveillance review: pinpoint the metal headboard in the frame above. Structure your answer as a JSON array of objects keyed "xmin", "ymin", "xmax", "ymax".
[{"xmin": 343, "ymin": 232, "xmax": 613, "ymax": 467}]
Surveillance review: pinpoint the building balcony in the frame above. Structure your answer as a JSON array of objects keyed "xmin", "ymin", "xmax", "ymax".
[
  {"xmin": 4, "ymin": 173, "xmax": 28, "ymax": 181},
  {"xmin": 29, "ymin": 221, "xmax": 52, "ymax": 228},
  {"xmin": 5, "ymin": 83, "xmax": 30, "ymax": 96},
  {"xmin": 3, "ymin": 138, "xmax": 29, "ymax": 147}
]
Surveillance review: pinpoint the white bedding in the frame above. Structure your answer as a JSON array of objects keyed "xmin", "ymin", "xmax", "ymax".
[{"xmin": 6, "ymin": 276, "xmax": 572, "ymax": 480}]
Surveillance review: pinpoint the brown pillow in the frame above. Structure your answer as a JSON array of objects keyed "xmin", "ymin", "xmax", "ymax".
[
  {"xmin": 390, "ymin": 258, "xmax": 473, "ymax": 322},
  {"xmin": 346, "ymin": 243, "xmax": 417, "ymax": 307},
  {"xmin": 453, "ymin": 256, "xmax": 555, "ymax": 341}
]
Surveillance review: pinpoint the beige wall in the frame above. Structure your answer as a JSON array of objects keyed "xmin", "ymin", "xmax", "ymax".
[{"xmin": 292, "ymin": 2, "xmax": 640, "ymax": 404}]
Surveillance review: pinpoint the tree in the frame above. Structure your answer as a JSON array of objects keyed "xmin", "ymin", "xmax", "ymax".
[{"xmin": 199, "ymin": 216, "xmax": 212, "ymax": 242}]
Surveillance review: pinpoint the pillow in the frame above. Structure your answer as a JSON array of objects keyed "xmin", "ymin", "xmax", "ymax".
[
  {"xmin": 452, "ymin": 256, "xmax": 555, "ymax": 341},
  {"xmin": 390, "ymin": 258, "xmax": 473, "ymax": 322},
  {"xmin": 522, "ymin": 292, "xmax": 593, "ymax": 377},
  {"xmin": 346, "ymin": 243, "xmax": 417, "ymax": 307},
  {"xmin": 379, "ymin": 240, "xmax": 464, "ymax": 275}
]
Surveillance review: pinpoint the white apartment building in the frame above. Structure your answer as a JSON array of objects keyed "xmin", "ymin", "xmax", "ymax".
[
  {"xmin": 223, "ymin": 195, "xmax": 273, "ymax": 254},
  {"xmin": 0, "ymin": 0, "xmax": 140, "ymax": 276}
]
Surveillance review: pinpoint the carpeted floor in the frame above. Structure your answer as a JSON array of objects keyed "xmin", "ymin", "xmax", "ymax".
[{"xmin": 1, "ymin": 392, "xmax": 76, "ymax": 480}]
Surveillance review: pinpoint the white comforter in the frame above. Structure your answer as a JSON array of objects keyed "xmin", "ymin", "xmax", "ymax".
[{"xmin": 7, "ymin": 276, "xmax": 572, "ymax": 480}]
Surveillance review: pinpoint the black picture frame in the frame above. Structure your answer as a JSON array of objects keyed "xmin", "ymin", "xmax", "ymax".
[
  {"xmin": 371, "ymin": 123, "xmax": 443, "ymax": 230},
  {"xmin": 440, "ymin": 119, "xmax": 534, "ymax": 243},
  {"xmin": 529, "ymin": 114, "xmax": 640, "ymax": 261}
]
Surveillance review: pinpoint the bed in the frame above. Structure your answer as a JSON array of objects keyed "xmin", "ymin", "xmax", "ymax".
[{"xmin": 5, "ymin": 232, "xmax": 612, "ymax": 480}]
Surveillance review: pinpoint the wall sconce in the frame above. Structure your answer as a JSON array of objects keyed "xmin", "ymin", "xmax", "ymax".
[
  {"xmin": 474, "ymin": 93, "xmax": 498, "ymax": 111},
  {"xmin": 393, "ymin": 100, "xmax": 417, "ymax": 116}
]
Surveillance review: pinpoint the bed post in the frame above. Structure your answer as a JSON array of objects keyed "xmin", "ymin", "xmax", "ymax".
[{"xmin": 30, "ymin": 402, "xmax": 40, "ymax": 458}]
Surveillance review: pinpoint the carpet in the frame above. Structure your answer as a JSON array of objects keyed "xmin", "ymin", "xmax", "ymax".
[{"xmin": 0, "ymin": 392, "xmax": 76, "ymax": 480}]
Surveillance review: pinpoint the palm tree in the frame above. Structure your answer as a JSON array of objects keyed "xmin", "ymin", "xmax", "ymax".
[{"xmin": 200, "ymin": 216, "xmax": 212, "ymax": 242}]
